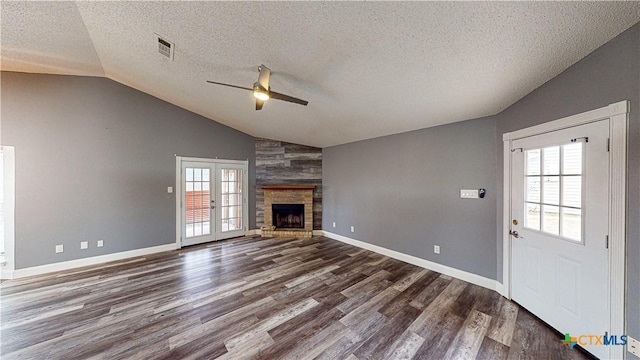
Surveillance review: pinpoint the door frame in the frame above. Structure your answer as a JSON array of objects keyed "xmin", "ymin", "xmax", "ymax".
[
  {"xmin": 0, "ymin": 146, "xmax": 16, "ymax": 279},
  {"xmin": 502, "ymin": 100, "xmax": 628, "ymax": 359},
  {"xmin": 175, "ymin": 156, "xmax": 249, "ymax": 248}
]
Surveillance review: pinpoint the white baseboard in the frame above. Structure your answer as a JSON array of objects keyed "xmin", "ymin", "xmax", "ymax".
[
  {"xmin": 247, "ymin": 229, "xmax": 323, "ymax": 236},
  {"xmin": 9, "ymin": 243, "xmax": 178, "ymax": 279},
  {"xmin": 1, "ymin": 269, "xmax": 14, "ymax": 280},
  {"xmin": 321, "ymin": 230, "xmax": 502, "ymax": 293},
  {"xmin": 495, "ymin": 282, "xmax": 507, "ymax": 298},
  {"xmin": 6, "ymin": 231, "xmax": 506, "ymax": 294}
]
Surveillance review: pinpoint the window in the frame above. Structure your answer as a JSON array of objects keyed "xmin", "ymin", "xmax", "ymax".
[{"xmin": 524, "ymin": 143, "xmax": 583, "ymax": 241}]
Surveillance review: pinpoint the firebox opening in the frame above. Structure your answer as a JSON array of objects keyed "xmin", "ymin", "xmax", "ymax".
[{"xmin": 272, "ymin": 204, "xmax": 304, "ymax": 229}]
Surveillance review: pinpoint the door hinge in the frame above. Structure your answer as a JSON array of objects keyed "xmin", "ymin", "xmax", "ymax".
[
  {"xmin": 606, "ymin": 138, "xmax": 610, "ymax": 152},
  {"xmin": 605, "ymin": 235, "xmax": 609, "ymax": 249}
]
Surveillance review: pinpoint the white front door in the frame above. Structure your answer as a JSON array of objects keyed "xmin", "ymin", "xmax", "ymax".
[
  {"xmin": 180, "ymin": 159, "xmax": 247, "ymax": 247},
  {"xmin": 510, "ymin": 120, "xmax": 609, "ymax": 359}
]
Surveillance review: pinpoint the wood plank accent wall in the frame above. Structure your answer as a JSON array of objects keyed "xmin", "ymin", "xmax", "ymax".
[{"xmin": 256, "ymin": 138, "xmax": 322, "ymax": 230}]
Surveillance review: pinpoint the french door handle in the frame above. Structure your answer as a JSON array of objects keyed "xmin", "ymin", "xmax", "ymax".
[{"xmin": 509, "ymin": 230, "xmax": 524, "ymax": 239}]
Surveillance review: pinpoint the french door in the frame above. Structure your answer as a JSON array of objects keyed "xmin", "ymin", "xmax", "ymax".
[
  {"xmin": 510, "ymin": 120, "xmax": 609, "ymax": 359},
  {"xmin": 179, "ymin": 158, "xmax": 247, "ymax": 247}
]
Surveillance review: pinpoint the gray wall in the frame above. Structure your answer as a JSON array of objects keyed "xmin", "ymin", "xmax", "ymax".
[
  {"xmin": 255, "ymin": 138, "xmax": 322, "ymax": 230},
  {"xmin": 323, "ymin": 22, "xmax": 639, "ymax": 349},
  {"xmin": 323, "ymin": 117, "xmax": 498, "ymax": 279},
  {"xmin": 1, "ymin": 71, "xmax": 256, "ymax": 269},
  {"xmin": 496, "ymin": 23, "xmax": 640, "ymax": 350}
]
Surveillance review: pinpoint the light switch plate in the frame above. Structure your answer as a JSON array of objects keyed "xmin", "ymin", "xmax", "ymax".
[
  {"xmin": 97, "ymin": 240, "xmax": 104, "ymax": 248},
  {"xmin": 460, "ymin": 189, "xmax": 479, "ymax": 199},
  {"xmin": 167, "ymin": 186, "xmax": 173, "ymax": 194},
  {"xmin": 55, "ymin": 245, "xmax": 64, "ymax": 253},
  {"xmin": 80, "ymin": 241, "xmax": 88, "ymax": 250},
  {"xmin": 350, "ymin": 226, "xmax": 355, "ymax": 233}
]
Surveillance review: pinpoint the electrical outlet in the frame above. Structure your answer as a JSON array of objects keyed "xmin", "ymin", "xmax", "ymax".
[
  {"xmin": 434, "ymin": 245, "xmax": 440, "ymax": 254},
  {"xmin": 80, "ymin": 241, "xmax": 88, "ymax": 250},
  {"xmin": 460, "ymin": 189, "xmax": 479, "ymax": 199},
  {"xmin": 167, "ymin": 186, "xmax": 173, "ymax": 193},
  {"xmin": 332, "ymin": 222, "xmax": 336, "ymax": 228},
  {"xmin": 350, "ymin": 226, "xmax": 355, "ymax": 233},
  {"xmin": 55, "ymin": 245, "xmax": 64, "ymax": 253},
  {"xmin": 629, "ymin": 336, "xmax": 640, "ymax": 357},
  {"xmin": 97, "ymin": 240, "xmax": 104, "ymax": 248}
]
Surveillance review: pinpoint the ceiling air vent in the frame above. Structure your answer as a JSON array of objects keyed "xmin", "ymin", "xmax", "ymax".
[{"xmin": 155, "ymin": 34, "xmax": 174, "ymax": 61}]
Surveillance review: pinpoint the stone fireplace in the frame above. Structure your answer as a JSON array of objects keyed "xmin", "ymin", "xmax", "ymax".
[{"xmin": 261, "ymin": 185, "xmax": 314, "ymax": 238}]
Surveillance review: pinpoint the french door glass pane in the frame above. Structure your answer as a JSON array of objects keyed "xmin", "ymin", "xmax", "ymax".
[
  {"xmin": 526, "ymin": 149, "xmax": 541, "ymax": 175},
  {"xmin": 0, "ymin": 153, "xmax": 4, "ymax": 254},
  {"xmin": 220, "ymin": 168, "xmax": 243, "ymax": 232},
  {"xmin": 526, "ymin": 177, "xmax": 541, "ymax": 202},
  {"xmin": 525, "ymin": 203, "xmax": 541, "ymax": 230},
  {"xmin": 562, "ymin": 208, "xmax": 581, "ymax": 241},
  {"xmin": 563, "ymin": 143, "xmax": 582, "ymax": 174},
  {"xmin": 543, "ymin": 146, "xmax": 560, "ymax": 175},
  {"xmin": 229, "ymin": 218, "xmax": 242, "ymax": 231},
  {"xmin": 562, "ymin": 176, "xmax": 581, "ymax": 208},
  {"xmin": 543, "ymin": 176, "xmax": 560, "ymax": 205},
  {"xmin": 185, "ymin": 167, "xmax": 211, "ymax": 238},
  {"xmin": 542, "ymin": 205, "xmax": 560, "ymax": 235}
]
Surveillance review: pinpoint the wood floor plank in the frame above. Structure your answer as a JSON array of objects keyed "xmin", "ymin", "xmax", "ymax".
[
  {"xmin": 443, "ymin": 309, "xmax": 492, "ymax": 359},
  {"xmin": 407, "ymin": 278, "xmax": 467, "ymax": 338},
  {"xmin": 0, "ymin": 235, "xmax": 593, "ymax": 360},
  {"xmin": 476, "ymin": 336, "xmax": 510, "ymax": 360},
  {"xmin": 383, "ymin": 329, "xmax": 426, "ymax": 360},
  {"xmin": 224, "ymin": 297, "xmax": 319, "ymax": 351},
  {"xmin": 486, "ymin": 299, "xmax": 519, "ymax": 346},
  {"xmin": 316, "ymin": 311, "xmax": 388, "ymax": 360}
]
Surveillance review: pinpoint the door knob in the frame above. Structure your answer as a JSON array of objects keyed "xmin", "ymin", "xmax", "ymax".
[{"xmin": 509, "ymin": 230, "xmax": 524, "ymax": 239}]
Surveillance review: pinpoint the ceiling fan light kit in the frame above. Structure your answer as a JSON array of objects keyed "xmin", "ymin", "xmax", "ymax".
[
  {"xmin": 252, "ymin": 85, "xmax": 270, "ymax": 101},
  {"xmin": 207, "ymin": 64, "xmax": 308, "ymax": 110}
]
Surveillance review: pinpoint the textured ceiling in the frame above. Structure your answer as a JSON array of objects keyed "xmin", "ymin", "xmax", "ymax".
[{"xmin": 2, "ymin": 2, "xmax": 639, "ymax": 147}]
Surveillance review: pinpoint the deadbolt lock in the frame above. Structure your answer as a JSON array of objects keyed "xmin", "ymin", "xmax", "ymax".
[{"xmin": 512, "ymin": 219, "xmax": 518, "ymax": 225}]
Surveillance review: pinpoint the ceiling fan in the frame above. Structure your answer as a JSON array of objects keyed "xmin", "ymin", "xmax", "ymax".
[{"xmin": 207, "ymin": 65, "xmax": 308, "ymax": 110}]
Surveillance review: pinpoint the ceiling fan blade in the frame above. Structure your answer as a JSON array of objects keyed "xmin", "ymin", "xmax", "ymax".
[
  {"xmin": 206, "ymin": 81, "xmax": 253, "ymax": 92},
  {"xmin": 258, "ymin": 65, "xmax": 271, "ymax": 91},
  {"xmin": 269, "ymin": 90, "xmax": 309, "ymax": 106},
  {"xmin": 256, "ymin": 99, "xmax": 264, "ymax": 111}
]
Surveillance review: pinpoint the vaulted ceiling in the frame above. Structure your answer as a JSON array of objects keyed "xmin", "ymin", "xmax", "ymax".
[{"xmin": 2, "ymin": 2, "xmax": 639, "ymax": 147}]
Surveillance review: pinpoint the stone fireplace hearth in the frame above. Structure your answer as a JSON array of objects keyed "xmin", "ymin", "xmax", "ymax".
[{"xmin": 261, "ymin": 185, "xmax": 314, "ymax": 238}]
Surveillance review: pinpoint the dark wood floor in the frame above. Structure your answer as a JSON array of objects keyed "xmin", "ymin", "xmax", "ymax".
[{"xmin": 1, "ymin": 235, "xmax": 591, "ymax": 359}]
